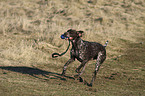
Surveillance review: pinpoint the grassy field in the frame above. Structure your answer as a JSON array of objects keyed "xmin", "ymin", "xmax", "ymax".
[{"xmin": 0, "ymin": 0, "xmax": 145, "ymax": 96}]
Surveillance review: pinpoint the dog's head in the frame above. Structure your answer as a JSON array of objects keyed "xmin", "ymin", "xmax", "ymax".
[{"xmin": 61, "ymin": 29, "xmax": 84, "ymax": 40}]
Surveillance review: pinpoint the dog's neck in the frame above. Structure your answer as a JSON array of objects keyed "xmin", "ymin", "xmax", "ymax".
[{"xmin": 71, "ymin": 37, "xmax": 83, "ymax": 49}]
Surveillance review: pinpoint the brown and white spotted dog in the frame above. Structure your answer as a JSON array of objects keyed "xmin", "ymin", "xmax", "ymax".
[{"xmin": 61, "ymin": 29, "xmax": 108, "ymax": 86}]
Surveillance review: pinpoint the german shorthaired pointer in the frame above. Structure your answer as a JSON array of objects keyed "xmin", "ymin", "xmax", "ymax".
[{"xmin": 61, "ymin": 29, "xmax": 108, "ymax": 86}]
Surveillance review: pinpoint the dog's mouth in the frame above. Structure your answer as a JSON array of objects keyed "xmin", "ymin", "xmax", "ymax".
[
  {"xmin": 61, "ymin": 34, "xmax": 69, "ymax": 40},
  {"xmin": 61, "ymin": 34, "xmax": 73, "ymax": 40}
]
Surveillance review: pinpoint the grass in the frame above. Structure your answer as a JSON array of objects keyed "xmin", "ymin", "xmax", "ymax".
[{"xmin": 0, "ymin": 0, "xmax": 145, "ymax": 96}]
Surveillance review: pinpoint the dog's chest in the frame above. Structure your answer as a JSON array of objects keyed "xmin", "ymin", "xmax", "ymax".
[{"xmin": 71, "ymin": 41, "xmax": 87, "ymax": 59}]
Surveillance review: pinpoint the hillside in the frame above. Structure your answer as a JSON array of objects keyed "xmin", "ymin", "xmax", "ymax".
[{"xmin": 0, "ymin": 0, "xmax": 145, "ymax": 96}]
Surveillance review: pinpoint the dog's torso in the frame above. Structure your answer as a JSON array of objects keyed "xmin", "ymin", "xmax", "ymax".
[{"xmin": 70, "ymin": 38, "xmax": 106, "ymax": 62}]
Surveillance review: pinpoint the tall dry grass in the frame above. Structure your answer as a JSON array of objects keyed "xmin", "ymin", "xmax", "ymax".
[{"xmin": 0, "ymin": 0, "xmax": 144, "ymax": 66}]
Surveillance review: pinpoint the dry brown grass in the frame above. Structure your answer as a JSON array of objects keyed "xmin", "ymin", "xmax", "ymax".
[
  {"xmin": 0, "ymin": 0, "xmax": 144, "ymax": 95},
  {"xmin": 0, "ymin": 0, "xmax": 144, "ymax": 73}
]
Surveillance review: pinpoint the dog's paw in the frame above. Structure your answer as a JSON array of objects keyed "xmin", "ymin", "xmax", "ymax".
[
  {"xmin": 78, "ymin": 77, "xmax": 83, "ymax": 82},
  {"xmin": 61, "ymin": 70, "xmax": 66, "ymax": 76},
  {"xmin": 75, "ymin": 68, "xmax": 80, "ymax": 73},
  {"xmin": 74, "ymin": 74, "xmax": 79, "ymax": 78},
  {"xmin": 88, "ymin": 83, "xmax": 93, "ymax": 87},
  {"xmin": 61, "ymin": 72, "xmax": 65, "ymax": 76}
]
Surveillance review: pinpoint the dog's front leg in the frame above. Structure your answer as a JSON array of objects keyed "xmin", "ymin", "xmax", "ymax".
[
  {"xmin": 61, "ymin": 59, "xmax": 74, "ymax": 76},
  {"xmin": 75, "ymin": 60, "xmax": 88, "ymax": 77}
]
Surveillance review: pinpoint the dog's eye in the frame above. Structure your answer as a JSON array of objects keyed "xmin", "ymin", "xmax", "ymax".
[{"xmin": 64, "ymin": 33, "xmax": 68, "ymax": 36}]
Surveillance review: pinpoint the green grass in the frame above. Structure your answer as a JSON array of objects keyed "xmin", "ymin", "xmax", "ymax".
[{"xmin": 0, "ymin": 0, "xmax": 145, "ymax": 96}]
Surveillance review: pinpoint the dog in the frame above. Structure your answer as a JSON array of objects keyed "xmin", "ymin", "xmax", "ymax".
[{"xmin": 61, "ymin": 29, "xmax": 108, "ymax": 86}]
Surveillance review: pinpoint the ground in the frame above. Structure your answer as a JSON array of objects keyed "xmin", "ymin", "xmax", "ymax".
[{"xmin": 0, "ymin": 0, "xmax": 145, "ymax": 96}]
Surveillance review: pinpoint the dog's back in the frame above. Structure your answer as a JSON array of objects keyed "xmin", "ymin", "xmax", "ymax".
[{"xmin": 73, "ymin": 39, "xmax": 106, "ymax": 61}]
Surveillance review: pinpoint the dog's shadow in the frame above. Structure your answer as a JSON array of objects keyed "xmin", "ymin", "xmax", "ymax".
[{"xmin": 0, "ymin": 66, "xmax": 75, "ymax": 81}]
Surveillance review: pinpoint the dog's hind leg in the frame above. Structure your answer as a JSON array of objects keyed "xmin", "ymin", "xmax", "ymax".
[
  {"xmin": 61, "ymin": 59, "xmax": 74, "ymax": 76},
  {"xmin": 89, "ymin": 52, "xmax": 105, "ymax": 87}
]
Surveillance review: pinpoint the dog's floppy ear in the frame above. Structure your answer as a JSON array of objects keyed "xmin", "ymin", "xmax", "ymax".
[{"xmin": 77, "ymin": 31, "xmax": 84, "ymax": 37}]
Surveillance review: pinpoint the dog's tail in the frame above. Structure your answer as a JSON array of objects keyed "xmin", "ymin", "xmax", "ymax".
[{"xmin": 104, "ymin": 40, "xmax": 108, "ymax": 48}]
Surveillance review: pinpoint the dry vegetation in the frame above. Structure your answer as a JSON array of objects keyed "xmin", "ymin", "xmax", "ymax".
[{"xmin": 0, "ymin": 0, "xmax": 145, "ymax": 96}]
